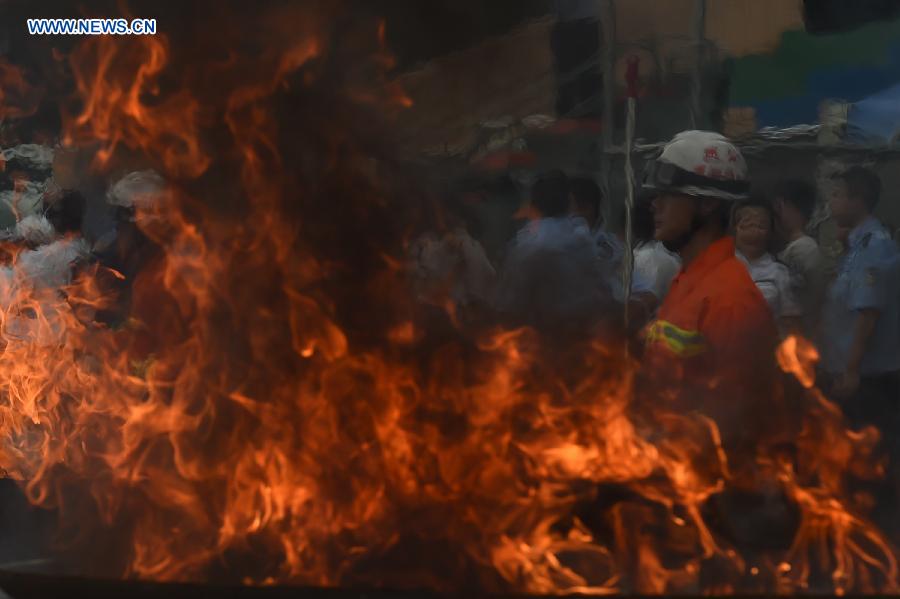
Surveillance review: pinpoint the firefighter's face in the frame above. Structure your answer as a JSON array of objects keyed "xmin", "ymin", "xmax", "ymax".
[{"xmin": 651, "ymin": 193, "xmax": 696, "ymax": 242}]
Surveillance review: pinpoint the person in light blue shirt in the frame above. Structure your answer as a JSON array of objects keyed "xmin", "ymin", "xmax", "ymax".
[
  {"xmin": 821, "ymin": 167, "xmax": 900, "ymax": 401},
  {"xmin": 821, "ymin": 216, "xmax": 900, "ymax": 377},
  {"xmin": 820, "ymin": 166, "xmax": 900, "ymax": 530},
  {"xmin": 568, "ymin": 177, "xmax": 657, "ymax": 326},
  {"xmin": 496, "ymin": 171, "xmax": 613, "ymax": 336}
]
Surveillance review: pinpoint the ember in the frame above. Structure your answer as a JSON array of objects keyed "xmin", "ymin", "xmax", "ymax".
[{"xmin": 0, "ymin": 2, "xmax": 897, "ymax": 596}]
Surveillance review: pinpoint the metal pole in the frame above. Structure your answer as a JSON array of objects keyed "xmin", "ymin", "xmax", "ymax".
[
  {"xmin": 599, "ymin": 0, "xmax": 616, "ymax": 228},
  {"xmin": 623, "ymin": 98, "xmax": 636, "ymax": 327},
  {"xmin": 622, "ymin": 57, "xmax": 638, "ymax": 329},
  {"xmin": 690, "ymin": 0, "xmax": 707, "ymax": 128}
]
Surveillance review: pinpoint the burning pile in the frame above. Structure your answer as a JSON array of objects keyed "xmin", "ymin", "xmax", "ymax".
[{"xmin": 0, "ymin": 4, "xmax": 897, "ymax": 594}]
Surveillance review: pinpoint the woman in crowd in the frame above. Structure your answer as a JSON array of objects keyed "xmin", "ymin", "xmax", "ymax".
[{"xmin": 733, "ymin": 194, "xmax": 802, "ymax": 333}]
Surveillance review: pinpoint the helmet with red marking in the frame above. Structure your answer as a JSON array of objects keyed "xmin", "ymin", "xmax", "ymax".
[{"xmin": 642, "ymin": 130, "xmax": 749, "ymax": 201}]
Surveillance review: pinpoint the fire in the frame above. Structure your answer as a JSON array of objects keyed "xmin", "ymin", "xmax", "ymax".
[
  {"xmin": 776, "ymin": 335, "xmax": 819, "ymax": 389},
  {"xmin": 0, "ymin": 59, "xmax": 41, "ymax": 125},
  {"xmin": 0, "ymin": 6, "xmax": 897, "ymax": 595},
  {"xmin": 63, "ymin": 35, "xmax": 208, "ymax": 177}
]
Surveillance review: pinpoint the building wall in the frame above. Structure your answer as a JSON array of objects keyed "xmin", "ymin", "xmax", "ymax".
[
  {"xmin": 393, "ymin": 0, "xmax": 807, "ymax": 155},
  {"xmin": 611, "ymin": 0, "xmax": 803, "ymax": 105},
  {"xmin": 728, "ymin": 16, "xmax": 900, "ymax": 129},
  {"xmin": 394, "ymin": 18, "xmax": 556, "ymax": 157},
  {"xmin": 706, "ymin": 0, "xmax": 804, "ymax": 56}
]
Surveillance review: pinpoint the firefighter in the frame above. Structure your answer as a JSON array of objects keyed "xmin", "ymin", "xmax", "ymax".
[{"xmin": 639, "ymin": 131, "xmax": 780, "ymax": 453}]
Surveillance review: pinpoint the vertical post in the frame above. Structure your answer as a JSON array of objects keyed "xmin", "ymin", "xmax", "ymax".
[
  {"xmin": 690, "ymin": 0, "xmax": 707, "ymax": 128},
  {"xmin": 622, "ymin": 57, "xmax": 639, "ymax": 329},
  {"xmin": 599, "ymin": 0, "xmax": 616, "ymax": 228}
]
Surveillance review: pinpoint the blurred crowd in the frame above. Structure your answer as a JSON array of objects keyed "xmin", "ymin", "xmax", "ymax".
[
  {"xmin": 413, "ymin": 154, "xmax": 900, "ymax": 364},
  {"xmin": 0, "ymin": 169, "xmax": 166, "ymax": 338},
  {"xmin": 412, "ymin": 130, "xmax": 900, "ymax": 529},
  {"xmin": 413, "ymin": 136, "xmax": 900, "ymax": 390}
]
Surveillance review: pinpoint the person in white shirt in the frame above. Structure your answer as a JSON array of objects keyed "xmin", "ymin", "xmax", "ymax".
[
  {"xmin": 733, "ymin": 196, "xmax": 802, "ymax": 333},
  {"xmin": 410, "ymin": 224, "xmax": 496, "ymax": 311},
  {"xmin": 771, "ymin": 179, "xmax": 826, "ymax": 338},
  {"xmin": 631, "ymin": 194, "xmax": 681, "ymax": 304}
]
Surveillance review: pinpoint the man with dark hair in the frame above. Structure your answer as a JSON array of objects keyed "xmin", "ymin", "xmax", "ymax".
[
  {"xmin": 568, "ymin": 176, "xmax": 620, "ymax": 266},
  {"xmin": 774, "ymin": 179, "xmax": 817, "ymax": 224},
  {"xmin": 835, "ymin": 165, "xmax": 882, "ymax": 212},
  {"xmin": 772, "ymin": 179, "xmax": 825, "ymax": 337},
  {"xmin": 821, "ymin": 166, "xmax": 900, "ymax": 531},
  {"xmin": 569, "ymin": 176, "xmax": 602, "ymax": 228},
  {"xmin": 567, "ymin": 178, "xmax": 660, "ymax": 328},
  {"xmin": 531, "ymin": 169, "xmax": 570, "ymax": 217},
  {"xmin": 821, "ymin": 166, "xmax": 900, "ymax": 419}
]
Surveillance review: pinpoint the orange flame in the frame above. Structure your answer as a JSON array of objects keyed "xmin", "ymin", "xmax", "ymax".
[
  {"xmin": 777, "ymin": 335, "xmax": 819, "ymax": 389},
  {"xmin": 63, "ymin": 36, "xmax": 208, "ymax": 178},
  {"xmin": 0, "ymin": 59, "xmax": 41, "ymax": 124}
]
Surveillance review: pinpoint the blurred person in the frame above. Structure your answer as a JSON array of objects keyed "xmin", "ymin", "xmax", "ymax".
[
  {"xmin": 91, "ymin": 170, "xmax": 170, "ymax": 329},
  {"xmin": 640, "ymin": 131, "xmax": 779, "ymax": 454},
  {"xmin": 496, "ymin": 170, "xmax": 611, "ymax": 336},
  {"xmin": 0, "ymin": 191, "xmax": 89, "ymax": 344},
  {"xmin": 568, "ymin": 177, "xmax": 658, "ymax": 328},
  {"xmin": 569, "ymin": 177, "xmax": 660, "ymax": 333},
  {"xmin": 632, "ymin": 193, "xmax": 681, "ymax": 306},
  {"xmin": 95, "ymin": 170, "xmax": 167, "ymax": 274},
  {"xmin": 569, "ymin": 176, "xmax": 604, "ymax": 231},
  {"xmin": 88, "ymin": 170, "xmax": 198, "ymax": 374},
  {"xmin": 820, "ymin": 166, "xmax": 900, "ymax": 422},
  {"xmin": 733, "ymin": 195, "xmax": 802, "ymax": 333},
  {"xmin": 820, "ymin": 166, "xmax": 900, "ymax": 532},
  {"xmin": 836, "ymin": 223, "xmax": 852, "ymax": 249},
  {"xmin": 773, "ymin": 179, "xmax": 826, "ymax": 337},
  {"xmin": 410, "ymin": 198, "xmax": 496, "ymax": 315},
  {"xmin": 569, "ymin": 177, "xmax": 625, "ymax": 281},
  {"xmin": 569, "ymin": 176, "xmax": 621, "ymax": 268},
  {"xmin": 609, "ymin": 205, "xmax": 670, "ymax": 330},
  {"xmin": 1, "ymin": 190, "xmax": 89, "ymax": 291}
]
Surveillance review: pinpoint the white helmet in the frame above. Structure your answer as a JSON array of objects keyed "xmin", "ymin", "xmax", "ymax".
[{"xmin": 642, "ymin": 130, "xmax": 749, "ymax": 201}]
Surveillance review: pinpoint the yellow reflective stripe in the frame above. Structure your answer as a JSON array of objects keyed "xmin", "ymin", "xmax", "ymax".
[{"xmin": 647, "ymin": 320, "xmax": 707, "ymax": 357}]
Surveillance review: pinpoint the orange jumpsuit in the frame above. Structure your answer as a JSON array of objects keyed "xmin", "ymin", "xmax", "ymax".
[{"xmin": 642, "ymin": 237, "xmax": 780, "ymax": 449}]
